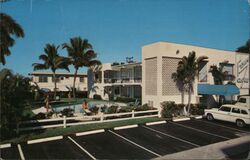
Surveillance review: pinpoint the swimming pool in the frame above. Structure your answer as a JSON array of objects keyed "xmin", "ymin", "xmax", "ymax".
[{"xmin": 52, "ymin": 101, "xmax": 116, "ymax": 113}]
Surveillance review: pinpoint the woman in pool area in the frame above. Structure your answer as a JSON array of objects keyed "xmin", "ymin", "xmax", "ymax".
[
  {"xmin": 45, "ymin": 95, "xmax": 49, "ymax": 113},
  {"xmin": 82, "ymin": 100, "xmax": 91, "ymax": 115}
]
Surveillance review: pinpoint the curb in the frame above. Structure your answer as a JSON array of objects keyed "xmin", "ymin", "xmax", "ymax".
[
  {"xmin": 27, "ymin": 136, "xmax": 63, "ymax": 144},
  {"xmin": 173, "ymin": 117, "xmax": 190, "ymax": 122},
  {"xmin": 76, "ymin": 129, "xmax": 105, "ymax": 136},
  {"xmin": 0, "ymin": 143, "xmax": 11, "ymax": 149},
  {"xmin": 114, "ymin": 124, "xmax": 138, "ymax": 130},
  {"xmin": 146, "ymin": 121, "xmax": 167, "ymax": 126}
]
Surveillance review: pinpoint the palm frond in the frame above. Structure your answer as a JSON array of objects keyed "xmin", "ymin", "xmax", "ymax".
[{"xmin": 32, "ymin": 63, "xmax": 48, "ymax": 71}]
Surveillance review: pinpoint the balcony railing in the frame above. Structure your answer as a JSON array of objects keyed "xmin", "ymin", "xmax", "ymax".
[{"xmin": 104, "ymin": 78, "xmax": 141, "ymax": 84}]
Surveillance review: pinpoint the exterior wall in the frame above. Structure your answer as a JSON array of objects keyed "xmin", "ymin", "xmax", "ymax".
[
  {"xmin": 142, "ymin": 42, "xmax": 249, "ymax": 109},
  {"xmin": 31, "ymin": 73, "xmax": 88, "ymax": 92},
  {"xmin": 88, "ymin": 63, "xmax": 142, "ymax": 100}
]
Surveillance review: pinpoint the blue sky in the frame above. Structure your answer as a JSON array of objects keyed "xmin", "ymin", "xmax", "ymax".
[{"xmin": 1, "ymin": 0, "xmax": 249, "ymax": 75}]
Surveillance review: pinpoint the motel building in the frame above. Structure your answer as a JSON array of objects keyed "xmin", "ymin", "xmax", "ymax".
[
  {"xmin": 142, "ymin": 42, "xmax": 249, "ymax": 109},
  {"xmin": 30, "ymin": 72, "xmax": 88, "ymax": 92},
  {"xmin": 88, "ymin": 62, "xmax": 142, "ymax": 100}
]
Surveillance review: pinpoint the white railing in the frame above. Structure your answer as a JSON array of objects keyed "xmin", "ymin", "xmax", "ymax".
[{"xmin": 17, "ymin": 109, "xmax": 160, "ymax": 132}]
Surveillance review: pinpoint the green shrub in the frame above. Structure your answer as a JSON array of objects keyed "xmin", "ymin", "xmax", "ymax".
[
  {"xmin": 118, "ymin": 106, "xmax": 134, "ymax": 113},
  {"xmin": 161, "ymin": 101, "xmax": 177, "ymax": 118},
  {"xmin": 60, "ymin": 108, "xmax": 74, "ymax": 117},
  {"xmin": 107, "ymin": 105, "xmax": 118, "ymax": 114},
  {"xmin": 135, "ymin": 103, "xmax": 154, "ymax": 111},
  {"xmin": 189, "ymin": 104, "xmax": 204, "ymax": 115},
  {"xmin": 33, "ymin": 112, "xmax": 46, "ymax": 119},
  {"xmin": 115, "ymin": 96, "xmax": 136, "ymax": 103},
  {"xmin": 93, "ymin": 94, "xmax": 102, "ymax": 100}
]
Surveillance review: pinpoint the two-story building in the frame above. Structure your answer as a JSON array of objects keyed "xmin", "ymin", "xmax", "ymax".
[
  {"xmin": 30, "ymin": 72, "xmax": 88, "ymax": 92},
  {"xmin": 88, "ymin": 62, "xmax": 142, "ymax": 100},
  {"xmin": 142, "ymin": 42, "xmax": 249, "ymax": 109}
]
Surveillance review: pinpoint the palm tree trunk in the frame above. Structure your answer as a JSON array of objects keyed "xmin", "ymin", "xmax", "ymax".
[
  {"xmin": 53, "ymin": 72, "xmax": 57, "ymax": 100},
  {"xmin": 187, "ymin": 88, "xmax": 192, "ymax": 115},
  {"xmin": 181, "ymin": 90, "xmax": 184, "ymax": 104},
  {"xmin": 73, "ymin": 68, "xmax": 78, "ymax": 99}
]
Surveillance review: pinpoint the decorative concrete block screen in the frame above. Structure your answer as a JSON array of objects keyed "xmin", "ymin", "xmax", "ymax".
[
  {"xmin": 162, "ymin": 57, "xmax": 180, "ymax": 95},
  {"xmin": 145, "ymin": 57, "xmax": 157, "ymax": 95}
]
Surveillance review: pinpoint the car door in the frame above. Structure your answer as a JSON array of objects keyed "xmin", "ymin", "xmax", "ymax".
[
  {"xmin": 217, "ymin": 106, "xmax": 232, "ymax": 121},
  {"xmin": 230, "ymin": 107, "xmax": 241, "ymax": 123}
]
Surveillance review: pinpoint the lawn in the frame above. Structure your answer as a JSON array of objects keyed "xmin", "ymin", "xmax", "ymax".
[{"xmin": 1, "ymin": 117, "xmax": 162, "ymax": 144}]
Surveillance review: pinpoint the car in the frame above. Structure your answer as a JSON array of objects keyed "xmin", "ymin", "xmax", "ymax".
[{"xmin": 204, "ymin": 104, "xmax": 250, "ymax": 127}]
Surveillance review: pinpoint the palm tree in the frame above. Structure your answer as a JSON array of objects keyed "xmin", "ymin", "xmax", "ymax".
[
  {"xmin": 209, "ymin": 62, "xmax": 235, "ymax": 105},
  {"xmin": 32, "ymin": 44, "xmax": 71, "ymax": 99},
  {"xmin": 63, "ymin": 37, "xmax": 101, "ymax": 99},
  {"xmin": 173, "ymin": 51, "xmax": 208, "ymax": 115},
  {"xmin": 236, "ymin": 39, "xmax": 250, "ymax": 54},
  {"xmin": 0, "ymin": 13, "xmax": 24, "ymax": 65},
  {"xmin": 172, "ymin": 65, "xmax": 185, "ymax": 105}
]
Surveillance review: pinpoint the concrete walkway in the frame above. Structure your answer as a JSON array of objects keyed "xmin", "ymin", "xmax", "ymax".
[{"xmin": 154, "ymin": 135, "xmax": 250, "ymax": 160}]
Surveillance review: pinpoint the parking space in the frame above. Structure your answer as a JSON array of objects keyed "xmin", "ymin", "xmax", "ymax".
[
  {"xmin": 21, "ymin": 138, "xmax": 91, "ymax": 159},
  {"xmin": 1, "ymin": 119, "xmax": 249, "ymax": 159},
  {"xmin": 70, "ymin": 131, "xmax": 156, "ymax": 159},
  {"xmin": 114, "ymin": 126, "xmax": 196, "ymax": 156},
  {"xmin": 0, "ymin": 145, "xmax": 20, "ymax": 159},
  {"xmin": 145, "ymin": 122, "xmax": 226, "ymax": 146},
  {"xmin": 174, "ymin": 119, "xmax": 249, "ymax": 139}
]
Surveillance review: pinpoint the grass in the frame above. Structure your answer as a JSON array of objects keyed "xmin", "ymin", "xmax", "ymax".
[{"xmin": 1, "ymin": 117, "xmax": 162, "ymax": 144}]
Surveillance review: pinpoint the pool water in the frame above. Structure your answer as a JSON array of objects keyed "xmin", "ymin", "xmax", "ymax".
[{"xmin": 52, "ymin": 101, "xmax": 113, "ymax": 113}]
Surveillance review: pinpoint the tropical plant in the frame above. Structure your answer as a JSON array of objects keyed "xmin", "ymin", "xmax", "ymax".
[
  {"xmin": 0, "ymin": 12, "xmax": 24, "ymax": 65},
  {"xmin": 209, "ymin": 61, "xmax": 235, "ymax": 105},
  {"xmin": 63, "ymin": 37, "xmax": 101, "ymax": 98},
  {"xmin": 236, "ymin": 39, "xmax": 250, "ymax": 54},
  {"xmin": 172, "ymin": 51, "xmax": 208, "ymax": 115},
  {"xmin": 0, "ymin": 69, "xmax": 32, "ymax": 139},
  {"xmin": 32, "ymin": 44, "xmax": 71, "ymax": 99}
]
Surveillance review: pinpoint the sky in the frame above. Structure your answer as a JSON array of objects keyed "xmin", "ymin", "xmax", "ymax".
[{"xmin": 1, "ymin": 0, "xmax": 249, "ymax": 75}]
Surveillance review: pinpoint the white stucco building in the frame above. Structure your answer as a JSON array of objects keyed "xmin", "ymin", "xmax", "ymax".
[
  {"xmin": 142, "ymin": 42, "xmax": 249, "ymax": 109},
  {"xmin": 30, "ymin": 72, "xmax": 88, "ymax": 92},
  {"xmin": 88, "ymin": 62, "xmax": 142, "ymax": 100}
]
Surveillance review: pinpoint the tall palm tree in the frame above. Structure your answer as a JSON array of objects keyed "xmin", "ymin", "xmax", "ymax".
[
  {"xmin": 32, "ymin": 44, "xmax": 71, "ymax": 99},
  {"xmin": 209, "ymin": 62, "xmax": 235, "ymax": 105},
  {"xmin": 172, "ymin": 65, "xmax": 186, "ymax": 105},
  {"xmin": 63, "ymin": 37, "xmax": 101, "ymax": 98},
  {"xmin": 0, "ymin": 13, "xmax": 24, "ymax": 65},
  {"xmin": 173, "ymin": 51, "xmax": 208, "ymax": 115}
]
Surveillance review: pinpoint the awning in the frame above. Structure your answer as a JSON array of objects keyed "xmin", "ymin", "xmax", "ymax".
[{"xmin": 198, "ymin": 84, "xmax": 240, "ymax": 96}]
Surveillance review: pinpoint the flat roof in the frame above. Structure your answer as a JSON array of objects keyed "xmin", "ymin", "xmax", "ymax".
[{"xmin": 30, "ymin": 72, "xmax": 87, "ymax": 76}]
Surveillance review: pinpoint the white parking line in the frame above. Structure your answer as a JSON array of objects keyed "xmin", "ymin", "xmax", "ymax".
[
  {"xmin": 17, "ymin": 144, "xmax": 25, "ymax": 160},
  {"xmin": 114, "ymin": 125, "xmax": 138, "ymax": 130},
  {"xmin": 68, "ymin": 136, "xmax": 96, "ymax": 160},
  {"xmin": 108, "ymin": 130, "xmax": 161, "ymax": 157},
  {"xmin": 27, "ymin": 136, "xmax": 63, "ymax": 144},
  {"xmin": 197, "ymin": 119, "xmax": 250, "ymax": 133},
  {"xmin": 142, "ymin": 126, "xmax": 200, "ymax": 147},
  {"xmin": 146, "ymin": 121, "xmax": 166, "ymax": 126},
  {"xmin": 169, "ymin": 121, "xmax": 230, "ymax": 140},
  {"xmin": 76, "ymin": 129, "xmax": 105, "ymax": 136},
  {"xmin": 0, "ymin": 143, "xmax": 11, "ymax": 149}
]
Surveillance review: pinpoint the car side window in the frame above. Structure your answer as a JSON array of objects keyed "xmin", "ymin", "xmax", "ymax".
[
  {"xmin": 232, "ymin": 108, "xmax": 240, "ymax": 114},
  {"xmin": 219, "ymin": 106, "xmax": 231, "ymax": 112},
  {"xmin": 241, "ymin": 110, "xmax": 248, "ymax": 115},
  {"xmin": 238, "ymin": 98, "xmax": 246, "ymax": 103}
]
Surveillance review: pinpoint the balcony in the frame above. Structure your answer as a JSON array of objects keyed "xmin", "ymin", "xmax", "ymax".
[{"xmin": 104, "ymin": 78, "xmax": 142, "ymax": 84}]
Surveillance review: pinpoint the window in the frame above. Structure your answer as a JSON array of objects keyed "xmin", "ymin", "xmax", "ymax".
[
  {"xmin": 219, "ymin": 106, "xmax": 231, "ymax": 112},
  {"xmin": 232, "ymin": 108, "xmax": 240, "ymax": 114},
  {"xmin": 38, "ymin": 76, "xmax": 48, "ymax": 83},
  {"xmin": 79, "ymin": 77, "xmax": 85, "ymax": 83},
  {"xmin": 238, "ymin": 98, "xmax": 246, "ymax": 103},
  {"xmin": 60, "ymin": 77, "xmax": 64, "ymax": 80},
  {"xmin": 241, "ymin": 110, "xmax": 248, "ymax": 115}
]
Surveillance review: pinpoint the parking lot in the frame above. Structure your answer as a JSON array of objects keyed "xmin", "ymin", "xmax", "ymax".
[{"xmin": 1, "ymin": 118, "xmax": 249, "ymax": 159}]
